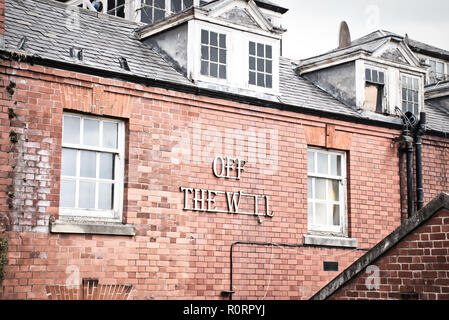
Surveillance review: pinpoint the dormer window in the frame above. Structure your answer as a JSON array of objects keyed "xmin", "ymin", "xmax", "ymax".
[
  {"xmin": 365, "ymin": 67, "xmax": 385, "ymax": 113},
  {"xmin": 249, "ymin": 41, "xmax": 273, "ymax": 88},
  {"xmin": 140, "ymin": 0, "xmax": 166, "ymax": 24},
  {"xmin": 428, "ymin": 59, "xmax": 449, "ymax": 84},
  {"xmin": 401, "ymin": 74, "xmax": 420, "ymax": 115},
  {"xmin": 200, "ymin": 29, "xmax": 227, "ymax": 79},
  {"xmin": 107, "ymin": 0, "xmax": 125, "ymax": 17},
  {"xmin": 171, "ymin": 0, "xmax": 193, "ymax": 13}
]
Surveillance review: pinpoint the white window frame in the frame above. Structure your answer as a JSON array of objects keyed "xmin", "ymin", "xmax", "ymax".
[
  {"xmin": 400, "ymin": 73, "xmax": 421, "ymax": 115},
  {"xmin": 248, "ymin": 40, "xmax": 273, "ymax": 89},
  {"xmin": 59, "ymin": 113, "xmax": 125, "ymax": 221},
  {"xmin": 307, "ymin": 148, "xmax": 347, "ymax": 235},
  {"xmin": 200, "ymin": 28, "xmax": 228, "ymax": 80},
  {"xmin": 364, "ymin": 65, "xmax": 387, "ymax": 113},
  {"xmin": 189, "ymin": 20, "xmax": 280, "ymax": 96},
  {"xmin": 427, "ymin": 58, "xmax": 449, "ymax": 84}
]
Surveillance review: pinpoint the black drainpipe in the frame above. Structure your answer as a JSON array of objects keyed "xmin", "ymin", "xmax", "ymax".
[
  {"xmin": 396, "ymin": 110, "xmax": 420, "ymax": 219},
  {"xmin": 405, "ymin": 132, "xmax": 415, "ymax": 218},
  {"xmin": 415, "ymin": 112, "xmax": 427, "ymax": 211}
]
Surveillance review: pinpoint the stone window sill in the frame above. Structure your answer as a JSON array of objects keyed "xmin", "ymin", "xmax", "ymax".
[
  {"xmin": 50, "ymin": 219, "xmax": 135, "ymax": 236},
  {"xmin": 303, "ymin": 234, "xmax": 358, "ymax": 248}
]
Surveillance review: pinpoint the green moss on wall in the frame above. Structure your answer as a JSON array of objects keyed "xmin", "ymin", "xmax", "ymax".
[{"xmin": 0, "ymin": 238, "xmax": 8, "ymax": 282}]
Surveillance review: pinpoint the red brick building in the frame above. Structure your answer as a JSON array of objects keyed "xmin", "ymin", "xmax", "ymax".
[
  {"xmin": 0, "ymin": 0, "xmax": 448, "ymax": 300},
  {"xmin": 311, "ymin": 192, "xmax": 449, "ymax": 300}
]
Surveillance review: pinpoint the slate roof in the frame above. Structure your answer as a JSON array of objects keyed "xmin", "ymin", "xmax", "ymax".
[
  {"xmin": 299, "ymin": 29, "xmax": 449, "ymax": 68},
  {"xmin": 2, "ymin": 0, "xmax": 448, "ymax": 134},
  {"xmin": 4, "ymin": 0, "xmax": 192, "ymax": 86}
]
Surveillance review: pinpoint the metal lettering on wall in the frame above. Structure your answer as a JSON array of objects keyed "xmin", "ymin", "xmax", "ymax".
[{"xmin": 180, "ymin": 156, "xmax": 274, "ymax": 217}]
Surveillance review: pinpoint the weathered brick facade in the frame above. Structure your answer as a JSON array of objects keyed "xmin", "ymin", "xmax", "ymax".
[{"xmin": 0, "ymin": 55, "xmax": 448, "ymax": 300}]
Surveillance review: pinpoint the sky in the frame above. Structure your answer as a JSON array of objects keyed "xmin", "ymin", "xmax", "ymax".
[{"xmin": 274, "ymin": 0, "xmax": 449, "ymax": 60}]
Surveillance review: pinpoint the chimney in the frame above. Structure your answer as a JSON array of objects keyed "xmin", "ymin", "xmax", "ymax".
[{"xmin": 338, "ymin": 21, "xmax": 351, "ymax": 49}]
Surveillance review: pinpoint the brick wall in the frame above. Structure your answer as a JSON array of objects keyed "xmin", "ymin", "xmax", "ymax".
[
  {"xmin": 0, "ymin": 0, "xmax": 4, "ymax": 35},
  {"xmin": 328, "ymin": 207, "xmax": 449, "ymax": 300},
  {"xmin": 0, "ymin": 59, "xmax": 447, "ymax": 299}
]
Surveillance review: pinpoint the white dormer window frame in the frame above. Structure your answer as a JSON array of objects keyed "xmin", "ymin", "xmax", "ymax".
[
  {"xmin": 249, "ymin": 40, "xmax": 273, "ymax": 89},
  {"xmin": 364, "ymin": 64, "xmax": 387, "ymax": 114},
  {"xmin": 426, "ymin": 58, "xmax": 449, "ymax": 85},
  {"xmin": 188, "ymin": 19, "xmax": 280, "ymax": 96},
  {"xmin": 400, "ymin": 73, "xmax": 421, "ymax": 115},
  {"xmin": 200, "ymin": 29, "xmax": 228, "ymax": 80}
]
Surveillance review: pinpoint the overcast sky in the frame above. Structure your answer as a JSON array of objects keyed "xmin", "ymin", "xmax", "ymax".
[{"xmin": 275, "ymin": 0, "xmax": 449, "ymax": 60}]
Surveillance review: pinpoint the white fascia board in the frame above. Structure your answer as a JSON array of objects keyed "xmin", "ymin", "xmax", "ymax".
[
  {"xmin": 362, "ymin": 55, "xmax": 427, "ymax": 76},
  {"xmin": 298, "ymin": 52, "xmax": 366, "ymax": 75},
  {"xmin": 137, "ymin": 6, "xmax": 280, "ymax": 40}
]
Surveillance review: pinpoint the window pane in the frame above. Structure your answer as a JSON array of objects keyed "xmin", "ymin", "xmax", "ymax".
[
  {"xmin": 402, "ymin": 88, "xmax": 407, "ymax": 101},
  {"xmin": 332, "ymin": 205, "xmax": 340, "ymax": 226},
  {"xmin": 266, "ymin": 60, "xmax": 272, "ymax": 74},
  {"xmin": 219, "ymin": 49, "xmax": 226, "ymax": 64},
  {"xmin": 98, "ymin": 183, "xmax": 113, "ymax": 210},
  {"xmin": 61, "ymin": 148, "xmax": 77, "ymax": 176},
  {"xmin": 103, "ymin": 122, "xmax": 118, "ymax": 149},
  {"xmin": 249, "ymin": 41, "xmax": 255, "ymax": 55},
  {"xmin": 257, "ymin": 43, "xmax": 264, "ymax": 57},
  {"xmin": 154, "ymin": 9, "xmax": 165, "ymax": 22},
  {"xmin": 266, "ymin": 75, "xmax": 272, "ymax": 88},
  {"xmin": 257, "ymin": 72, "xmax": 264, "ymax": 87},
  {"xmin": 141, "ymin": 8, "xmax": 153, "ymax": 24},
  {"xmin": 155, "ymin": 0, "xmax": 165, "ymax": 9},
  {"xmin": 219, "ymin": 65, "xmax": 226, "ymax": 79},
  {"xmin": 201, "ymin": 45, "xmax": 209, "ymax": 60},
  {"xmin": 436, "ymin": 62, "xmax": 444, "ymax": 74},
  {"xmin": 210, "ymin": 63, "xmax": 218, "ymax": 78},
  {"xmin": 171, "ymin": 0, "xmax": 181, "ymax": 12},
  {"xmin": 329, "ymin": 180, "xmax": 340, "ymax": 201},
  {"xmin": 372, "ymin": 70, "xmax": 378, "ymax": 83},
  {"xmin": 184, "ymin": 0, "xmax": 193, "ymax": 8},
  {"xmin": 307, "ymin": 151, "xmax": 315, "ymax": 173},
  {"xmin": 365, "ymin": 69, "xmax": 371, "ymax": 82},
  {"xmin": 83, "ymin": 119, "xmax": 99, "ymax": 146},
  {"xmin": 379, "ymin": 72, "xmax": 385, "ymax": 84},
  {"xmin": 117, "ymin": 3, "xmax": 124, "ymax": 17},
  {"xmin": 219, "ymin": 34, "xmax": 226, "ymax": 48},
  {"xmin": 63, "ymin": 116, "xmax": 80, "ymax": 144},
  {"xmin": 210, "ymin": 32, "xmax": 218, "ymax": 46},
  {"xmin": 201, "ymin": 61, "xmax": 209, "ymax": 76},
  {"xmin": 249, "ymin": 56, "xmax": 255, "ymax": 70},
  {"xmin": 317, "ymin": 153, "xmax": 328, "ymax": 174},
  {"xmin": 266, "ymin": 45, "xmax": 272, "ymax": 59},
  {"xmin": 78, "ymin": 181, "xmax": 96, "ymax": 209},
  {"xmin": 330, "ymin": 154, "xmax": 341, "ymax": 176},
  {"xmin": 413, "ymin": 78, "xmax": 418, "ymax": 90},
  {"xmin": 201, "ymin": 29, "xmax": 208, "ymax": 44},
  {"xmin": 430, "ymin": 60, "xmax": 436, "ymax": 71},
  {"xmin": 315, "ymin": 203, "xmax": 327, "ymax": 225},
  {"xmin": 210, "ymin": 47, "xmax": 218, "ymax": 62},
  {"xmin": 249, "ymin": 71, "xmax": 256, "ymax": 85},
  {"xmin": 80, "ymin": 151, "xmax": 96, "ymax": 178},
  {"xmin": 100, "ymin": 153, "xmax": 115, "ymax": 180},
  {"xmin": 257, "ymin": 58, "xmax": 264, "ymax": 72},
  {"xmin": 60, "ymin": 179, "xmax": 76, "ymax": 207},
  {"xmin": 315, "ymin": 178, "xmax": 326, "ymax": 200}
]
